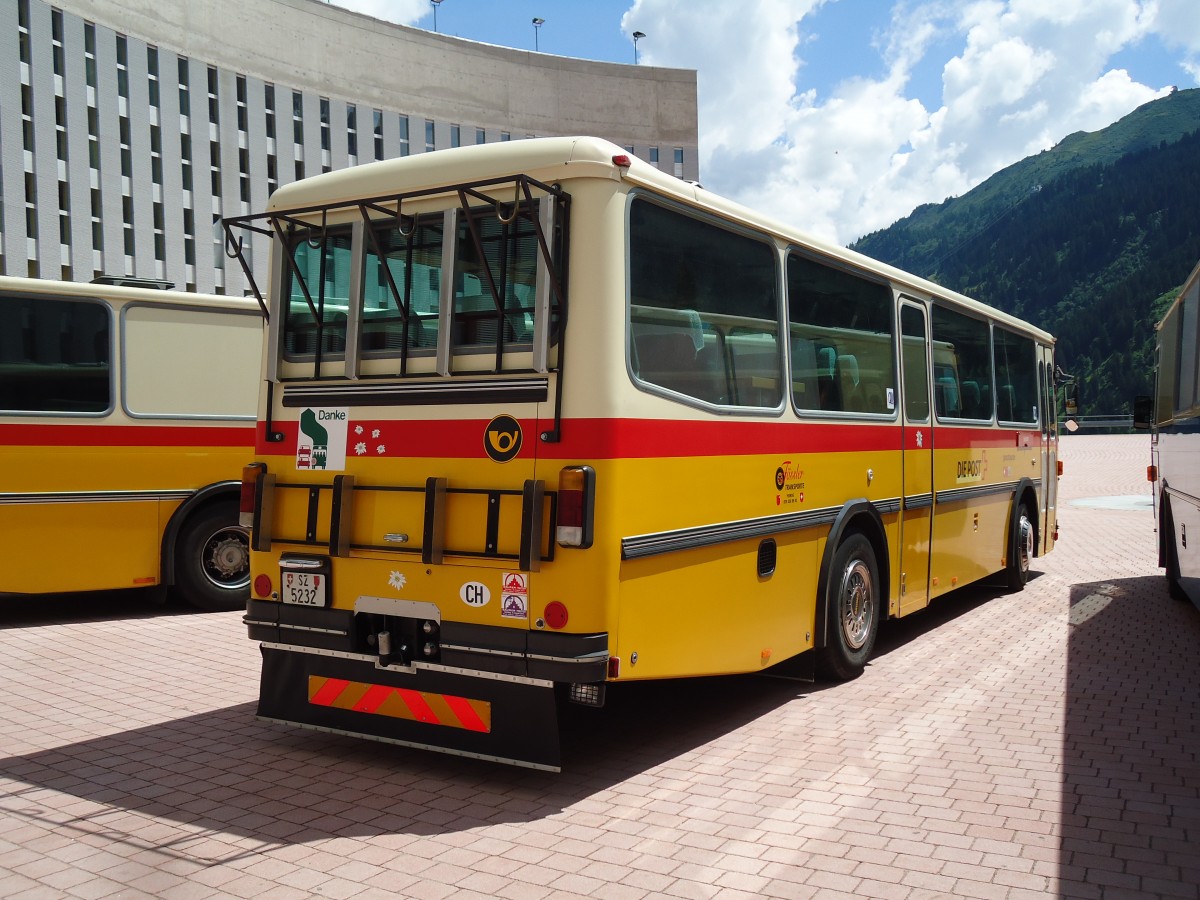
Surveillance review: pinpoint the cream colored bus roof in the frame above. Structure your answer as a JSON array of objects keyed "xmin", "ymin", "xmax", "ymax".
[{"xmin": 266, "ymin": 135, "xmax": 1053, "ymax": 345}]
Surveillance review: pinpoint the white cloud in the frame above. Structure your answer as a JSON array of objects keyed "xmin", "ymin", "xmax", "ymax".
[
  {"xmin": 624, "ymin": 0, "xmax": 1182, "ymax": 245},
  {"xmin": 328, "ymin": 0, "xmax": 428, "ymax": 25}
]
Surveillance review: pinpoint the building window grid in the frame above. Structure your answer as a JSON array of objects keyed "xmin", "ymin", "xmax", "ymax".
[
  {"xmin": 265, "ymin": 85, "xmax": 278, "ymax": 194},
  {"xmin": 292, "ymin": 90, "xmax": 305, "ymax": 181},
  {"xmin": 319, "ymin": 97, "xmax": 331, "ymax": 172},
  {"xmin": 10, "ymin": 6, "xmax": 696, "ymax": 290},
  {"xmin": 19, "ymin": 0, "xmax": 35, "ymax": 268}
]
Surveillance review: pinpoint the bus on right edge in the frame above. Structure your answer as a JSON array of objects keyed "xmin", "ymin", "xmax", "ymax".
[{"xmin": 1143, "ymin": 256, "xmax": 1200, "ymax": 610}]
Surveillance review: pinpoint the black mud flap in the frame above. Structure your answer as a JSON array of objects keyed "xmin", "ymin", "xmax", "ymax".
[{"xmin": 257, "ymin": 646, "xmax": 562, "ymax": 771}]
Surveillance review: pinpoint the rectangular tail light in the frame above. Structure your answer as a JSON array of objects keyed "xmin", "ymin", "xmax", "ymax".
[
  {"xmin": 240, "ymin": 463, "xmax": 265, "ymax": 527},
  {"xmin": 556, "ymin": 465, "xmax": 595, "ymax": 548}
]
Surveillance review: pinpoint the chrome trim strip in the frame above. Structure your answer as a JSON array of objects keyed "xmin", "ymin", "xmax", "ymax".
[
  {"xmin": 282, "ymin": 377, "xmax": 549, "ymax": 398},
  {"xmin": 419, "ymin": 661, "xmax": 553, "ymax": 688},
  {"xmin": 936, "ymin": 480, "xmax": 1019, "ymax": 505},
  {"xmin": 526, "ymin": 652, "xmax": 609, "ymax": 665},
  {"xmin": 0, "ymin": 489, "xmax": 193, "ymax": 505},
  {"xmin": 1164, "ymin": 484, "xmax": 1200, "ymax": 507},
  {"xmin": 622, "ymin": 505, "xmax": 841, "ymax": 560},
  {"xmin": 904, "ymin": 493, "xmax": 934, "ymax": 510},
  {"xmin": 255, "ymin": 716, "xmax": 560, "ymax": 772},
  {"xmin": 440, "ymin": 643, "xmax": 525, "ymax": 659},
  {"xmin": 874, "ymin": 498, "xmax": 903, "ymax": 516},
  {"xmin": 279, "ymin": 623, "xmax": 349, "ymax": 636},
  {"xmin": 258, "ymin": 642, "xmax": 553, "ymax": 687}
]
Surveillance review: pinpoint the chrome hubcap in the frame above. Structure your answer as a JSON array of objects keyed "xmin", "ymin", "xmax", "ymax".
[
  {"xmin": 1017, "ymin": 514, "xmax": 1033, "ymax": 574},
  {"xmin": 839, "ymin": 558, "xmax": 874, "ymax": 650},
  {"xmin": 203, "ymin": 527, "xmax": 250, "ymax": 589}
]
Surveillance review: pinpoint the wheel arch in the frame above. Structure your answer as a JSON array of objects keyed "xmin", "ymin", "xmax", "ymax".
[
  {"xmin": 813, "ymin": 499, "xmax": 890, "ymax": 651},
  {"xmin": 1010, "ymin": 477, "xmax": 1040, "ymax": 561},
  {"xmin": 160, "ymin": 481, "xmax": 240, "ymax": 587}
]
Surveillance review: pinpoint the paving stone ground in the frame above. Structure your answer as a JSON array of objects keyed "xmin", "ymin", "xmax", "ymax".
[{"xmin": 1, "ymin": 433, "xmax": 1198, "ymax": 899}]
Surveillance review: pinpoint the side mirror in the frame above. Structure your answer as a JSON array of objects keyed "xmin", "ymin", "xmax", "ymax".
[{"xmin": 1132, "ymin": 395, "xmax": 1153, "ymax": 430}]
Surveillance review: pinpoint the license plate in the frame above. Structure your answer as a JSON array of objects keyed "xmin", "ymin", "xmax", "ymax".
[{"xmin": 282, "ymin": 570, "xmax": 326, "ymax": 607}]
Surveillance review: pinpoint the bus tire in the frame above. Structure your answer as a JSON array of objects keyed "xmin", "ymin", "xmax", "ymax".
[
  {"xmin": 816, "ymin": 532, "xmax": 879, "ymax": 681},
  {"xmin": 1005, "ymin": 501, "xmax": 1034, "ymax": 592},
  {"xmin": 174, "ymin": 502, "xmax": 250, "ymax": 612}
]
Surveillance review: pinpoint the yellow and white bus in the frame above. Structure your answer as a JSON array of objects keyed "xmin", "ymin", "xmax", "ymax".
[
  {"xmin": 227, "ymin": 136, "xmax": 1062, "ymax": 770},
  {"xmin": 0, "ymin": 275, "xmax": 263, "ymax": 611}
]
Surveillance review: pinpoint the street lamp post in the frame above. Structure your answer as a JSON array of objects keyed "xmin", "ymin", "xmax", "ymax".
[
  {"xmin": 431, "ymin": 0, "xmax": 443, "ymax": 32},
  {"xmin": 532, "ymin": 17, "xmax": 544, "ymax": 52},
  {"xmin": 632, "ymin": 31, "xmax": 645, "ymax": 64}
]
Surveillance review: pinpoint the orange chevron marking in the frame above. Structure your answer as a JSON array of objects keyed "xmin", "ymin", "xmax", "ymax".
[{"xmin": 307, "ymin": 675, "xmax": 491, "ymax": 732}]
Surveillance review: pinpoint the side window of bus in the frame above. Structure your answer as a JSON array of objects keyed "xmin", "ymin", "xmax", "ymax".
[
  {"xmin": 0, "ymin": 295, "xmax": 110, "ymax": 413},
  {"xmin": 787, "ymin": 253, "xmax": 896, "ymax": 416},
  {"xmin": 628, "ymin": 198, "xmax": 781, "ymax": 409},
  {"xmin": 283, "ymin": 229, "xmax": 352, "ymax": 359},
  {"xmin": 363, "ymin": 217, "xmax": 443, "ymax": 354},
  {"xmin": 993, "ymin": 327, "xmax": 1038, "ymax": 424},
  {"xmin": 930, "ymin": 305, "xmax": 992, "ymax": 421}
]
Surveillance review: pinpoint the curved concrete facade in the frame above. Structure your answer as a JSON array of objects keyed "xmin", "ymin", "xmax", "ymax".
[{"xmin": 0, "ymin": 0, "xmax": 698, "ymax": 294}]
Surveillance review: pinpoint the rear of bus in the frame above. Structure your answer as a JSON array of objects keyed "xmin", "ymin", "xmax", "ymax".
[{"xmin": 231, "ymin": 139, "xmax": 626, "ymax": 770}]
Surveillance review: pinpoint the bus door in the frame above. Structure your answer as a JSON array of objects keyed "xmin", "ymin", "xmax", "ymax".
[
  {"xmin": 898, "ymin": 301, "xmax": 933, "ymax": 614},
  {"xmin": 1037, "ymin": 348, "xmax": 1058, "ymax": 553}
]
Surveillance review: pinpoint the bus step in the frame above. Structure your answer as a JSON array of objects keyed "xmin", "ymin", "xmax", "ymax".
[{"xmin": 256, "ymin": 645, "xmax": 562, "ymax": 771}]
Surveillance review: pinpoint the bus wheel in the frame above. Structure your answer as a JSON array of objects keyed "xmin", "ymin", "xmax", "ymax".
[
  {"xmin": 1005, "ymin": 502, "xmax": 1034, "ymax": 592},
  {"xmin": 817, "ymin": 533, "xmax": 879, "ymax": 681},
  {"xmin": 175, "ymin": 503, "xmax": 250, "ymax": 612}
]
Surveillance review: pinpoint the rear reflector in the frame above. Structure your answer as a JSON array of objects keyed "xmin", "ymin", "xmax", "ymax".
[
  {"xmin": 1147, "ymin": 465, "xmax": 1158, "ymax": 482},
  {"xmin": 612, "ymin": 154, "xmax": 632, "ymax": 168}
]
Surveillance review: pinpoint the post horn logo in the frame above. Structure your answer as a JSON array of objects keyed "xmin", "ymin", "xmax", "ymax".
[{"xmin": 484, "ymin": 415, "xmax": 522, "ymax": 463}]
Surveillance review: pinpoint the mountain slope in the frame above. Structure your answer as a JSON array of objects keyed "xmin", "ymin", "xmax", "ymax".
[{"xmin": 850, "ymin": 89, "xmax": 1200, "ymax": 415}]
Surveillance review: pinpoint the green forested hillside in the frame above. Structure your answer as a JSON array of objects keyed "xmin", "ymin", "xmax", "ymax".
[{"xmin": 852, "ymin": 88, "xmax": 1200, "ymax": 415}]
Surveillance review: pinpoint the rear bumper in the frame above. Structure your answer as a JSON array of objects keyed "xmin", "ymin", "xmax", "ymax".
[
  {"xmin": 244, "ymin": 597, "xmax": 609, "ymax": 683},
  {"xmin": 256, "ymin": 643, "xmax": 563, "ymax": 770}
]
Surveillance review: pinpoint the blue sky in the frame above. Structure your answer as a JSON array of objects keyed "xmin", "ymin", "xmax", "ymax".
[{"xmin": 335, "ymin": 0, "xmax": 1200, "ymax": 245}]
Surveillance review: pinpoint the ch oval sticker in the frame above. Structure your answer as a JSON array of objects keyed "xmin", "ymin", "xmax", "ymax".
[
  {"xmin": 460, "ymin": 582, "xmax": 491, "ymax": 607},
  {"xmin": 484, "ymin": 415, "xmax": 522, "ymax": 463}
]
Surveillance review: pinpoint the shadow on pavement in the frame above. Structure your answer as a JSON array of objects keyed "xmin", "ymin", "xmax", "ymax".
[
  {"xmin": 1061, "ymin": 576, "xmax": 1200, "ymax": 895},
  {"xmin": 0, "ymin": 673, "xmax": 814, "ymax": 861},
  {"xmin": 0, "ymin": 571, "xmax": 1035, "ymax": 864}
]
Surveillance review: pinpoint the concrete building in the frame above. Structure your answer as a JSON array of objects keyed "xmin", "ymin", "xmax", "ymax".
[{"xmin": 0, "ymin": 0, "xmax": 699, "ymax": 295}]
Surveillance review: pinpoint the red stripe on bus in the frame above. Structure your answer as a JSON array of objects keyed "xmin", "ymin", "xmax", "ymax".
[
  {"xmin": 258, "ymin": 416, "xmax": 1041, "ymax": 459},
  {"xmin": 309, "ymin": 677, "xmax": 350, "ymax": 707},
  {"xmin": 1, "ymin": 422, "xmax": 254, "ymax": 448},
  {"xmin": 442, "ymin": 694, "xmax": 490, "ymax": 733}
]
